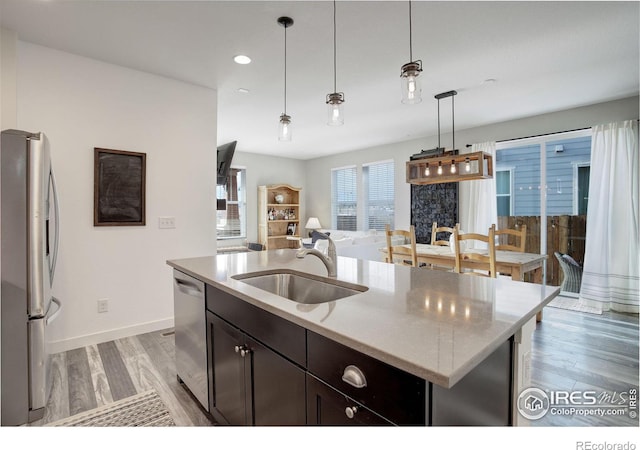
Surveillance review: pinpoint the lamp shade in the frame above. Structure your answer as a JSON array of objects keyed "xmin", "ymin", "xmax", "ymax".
[{"xmin": 305, "ymin": 217, "xmax": 322, "ymax": 230}]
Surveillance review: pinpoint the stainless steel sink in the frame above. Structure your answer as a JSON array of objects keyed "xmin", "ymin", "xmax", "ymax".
[{"xmin": 232, "ymin": 270, "xmax": 368, "ymax": 304}]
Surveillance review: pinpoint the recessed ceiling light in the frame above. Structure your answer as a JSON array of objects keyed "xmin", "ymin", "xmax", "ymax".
[
  {"xmin": 482, "ymin": 78, "xmax": 497, "ymax": 85},
  {"xmin": 237, "ymin": 88, "xmax": 250, "ymax": 94},
  {"xmin": 234, "ymin": 55, "xmax": 251, "ymax": 65}
]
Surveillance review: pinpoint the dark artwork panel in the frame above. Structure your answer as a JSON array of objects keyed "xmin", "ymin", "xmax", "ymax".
[
  {"xmin": 410, "ymin": 183, "xmax": 458, "ymax": 244},
  {"xmin": 94, "ymin": 148, "xmax": 146, "ymax": 226}
]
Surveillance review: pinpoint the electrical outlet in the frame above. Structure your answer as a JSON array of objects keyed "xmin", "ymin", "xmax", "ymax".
[
  {"xmin": 158, "ymin": 216, "xmax": 176, "ymax": 229},
  {"xmin": 97, "ymin": 298, "xmax": 109, "ymax": 313}
]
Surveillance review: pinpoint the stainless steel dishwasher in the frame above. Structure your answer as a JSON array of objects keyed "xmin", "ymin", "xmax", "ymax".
[{"xmin": 173, "ymin": 269, "xmax": 208, "ymax": 411}]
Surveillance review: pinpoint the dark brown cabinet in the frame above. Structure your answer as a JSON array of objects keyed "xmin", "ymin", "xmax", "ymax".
[
  {"xmin": 205, "ymin": 287, "xmax": 306, "ymax": 425},
  {"xmin": 306, "ymin": 374, "xmax": 392, "ymax": 425},
  {"xmin": 203, "ymin": 282, "xmax": 512, "ymax": 426},
  {"xmin": 307, "ymin": 331, "xmax": 427, "ymax": 425},
  {"xmin": 249, "ymin": 334, "xmax": 306, "ymax": 425},
  {"xmin": 207, "ymin": 312, "xmax": 249, "ymax": 425}
]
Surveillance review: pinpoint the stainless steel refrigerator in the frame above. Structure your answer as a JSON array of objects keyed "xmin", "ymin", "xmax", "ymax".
[{"xmin": 1, "ymin": 129, "xmax": 62, "ymax": 425}]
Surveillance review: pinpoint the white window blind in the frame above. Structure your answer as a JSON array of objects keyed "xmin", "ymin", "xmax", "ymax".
[
  {"xmin": 216, "ymin": 167, "xmax": 246, "ymax": 239},
  {"xmin": 331, "ymin": 166, "xmax": 357, "ymax": 230},
  {"xmin": 363, "ymin": 160, "xmax": 394, "ymax": 231}
]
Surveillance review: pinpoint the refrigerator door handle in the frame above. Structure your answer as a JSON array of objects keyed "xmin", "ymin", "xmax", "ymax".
[
  {"xmin": 46, "ymin": 297, "xmax": 62, "ymax": 326},
  {"xmin": 49, "ymin": 167, "xmax": 60, "ymax": 283}
]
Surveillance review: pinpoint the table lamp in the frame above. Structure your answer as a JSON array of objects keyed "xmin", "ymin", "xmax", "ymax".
[{"xmin": 305, "ymin": 217, "xmax": 322, "ymax": 237}]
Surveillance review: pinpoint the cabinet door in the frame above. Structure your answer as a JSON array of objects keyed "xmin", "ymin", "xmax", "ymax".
[
  {"xmin": 306, "ymin": 374, "xmax": 392, "ymax": 426},
  {"xmin": 209, "ymin": 313, "xmax": 250, "ymax": 425},
  {"xmin": 248, "ymin": 335, "xmax": 306, "ymax": 425}
]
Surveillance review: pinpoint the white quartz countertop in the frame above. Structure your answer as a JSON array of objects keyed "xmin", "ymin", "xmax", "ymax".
[{"xmin": 167, "ymin": 249, "xmax": 559, "ymax": 388}]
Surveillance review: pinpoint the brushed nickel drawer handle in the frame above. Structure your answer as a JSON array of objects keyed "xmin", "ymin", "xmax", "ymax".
[
  {"xmin": 341, "ymin": 365, "xmax": 367, "ymax": 388},
  {"xmin": 345, "ymin": 406, "xmax": 358, "ymax": 419}
]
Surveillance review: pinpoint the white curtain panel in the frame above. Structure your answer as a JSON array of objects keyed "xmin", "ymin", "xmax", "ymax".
[
  {"xmin": 460, "ymin": 142, "xmax": 498, "ymax": 248},
  {"xmin": 580, "ymin": 120, "xmax": 639, "ymax": 313}
]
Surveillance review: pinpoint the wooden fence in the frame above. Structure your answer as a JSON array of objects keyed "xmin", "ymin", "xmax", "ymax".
[{"xmin": 497, "ymin": 215, "xmax": 586, "ymax": 287}]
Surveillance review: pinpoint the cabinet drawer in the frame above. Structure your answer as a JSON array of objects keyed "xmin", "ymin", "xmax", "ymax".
[
  {"xmin": 306, "ymin": 374, "xmax": 392, "ymax": 426},
  {"xmin": 206, "ymin": 284, "xmax": 306, "ymax": 366},
  {"xmin": 307, "ymin": 331, "xmax": 427, "ymax": 425}
]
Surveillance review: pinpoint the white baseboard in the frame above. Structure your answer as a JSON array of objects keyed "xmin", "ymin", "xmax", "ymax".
[{"xmin": 47, "ymin": 317, "xmax": 175, "ymax": 354}]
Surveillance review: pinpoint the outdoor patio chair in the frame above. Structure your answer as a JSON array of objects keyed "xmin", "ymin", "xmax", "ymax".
[{"xmin": 554, "ymin": 251, "xmax": 583, "ymax": 293}]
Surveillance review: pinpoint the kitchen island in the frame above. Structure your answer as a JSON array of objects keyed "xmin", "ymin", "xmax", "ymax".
[{"xmin": 168, "ymin": 249, "xmax": 559, "ymax": 426}]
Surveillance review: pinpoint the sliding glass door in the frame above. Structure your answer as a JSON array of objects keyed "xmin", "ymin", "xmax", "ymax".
[{"xmin": 495, "ymin": 129, "xmax": 591, "ymax": 290}]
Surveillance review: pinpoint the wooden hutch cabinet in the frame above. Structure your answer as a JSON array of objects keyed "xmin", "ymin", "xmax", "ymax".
[{"xmin": 258, "ymin": 184, "xmax": 301, "ymax": 250}]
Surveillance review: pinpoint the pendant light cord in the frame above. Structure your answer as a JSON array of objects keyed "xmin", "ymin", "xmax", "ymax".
[
  {"xmin": 408, "ymin": 0, "xmax": 413, "ymax": 62},
  {"xmin": 333, "ymin": 0, "xmax": 337, "ymax": 93},
  {"xmin": 284, "ymin": 22, "xmax": 288, "ymax": 114}
]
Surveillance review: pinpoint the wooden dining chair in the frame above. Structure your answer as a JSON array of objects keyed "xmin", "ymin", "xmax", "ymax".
[
  {"xmin": 385, "ymin": 224, "xmax": 418, "ymax": 267},
  {"xmin": 453, "ymin": 225, "xmax": 497, "ymax": 278},
  {"xmin": 495, "ymin": 224, "xmax": 527, "ymax": 252},
  {"xmin": 431, "ymin": 222, "xmax": 459, "ymax": 246}
]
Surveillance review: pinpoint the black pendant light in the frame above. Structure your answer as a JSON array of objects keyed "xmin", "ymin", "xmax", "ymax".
[
  {"xmin": 326, "ymin": 0, "xmax": 344, "ymax": 126},
  {"xmin": 400, "ymin": 1, "xmax": 422, "ymax": 104},
  {"xmin": 278, "ymin": 16, "xmax": 294, "ymax": 141}
]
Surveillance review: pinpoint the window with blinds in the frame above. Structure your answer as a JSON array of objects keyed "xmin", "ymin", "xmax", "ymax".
[
  {"xmin": 363, "ymin": 160, "xmax": 394, "ymax": 231},
  {"xmin": 216, "ymin": 167, "xmax": 246, "ymax": 239},
  {"xmin": 331, "ymin": 166, "xmax": 357, "ymax": 230}
]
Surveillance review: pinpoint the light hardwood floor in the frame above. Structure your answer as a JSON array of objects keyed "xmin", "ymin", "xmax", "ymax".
[
  {"xmin": 33, "ymin": 305, "xmax": 638, "ymax": 427},
  {"xmin": 34, "ymin": 329, "xmax": 213, "ymax": 426},
  {"xmin": 530, "ymin": 305, "xmax": 638, "ymax": 426}
]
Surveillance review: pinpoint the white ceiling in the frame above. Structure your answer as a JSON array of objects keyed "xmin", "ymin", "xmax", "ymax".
[{"xmin": 1, "ymin": 1, "xmax": 638, "ymax": 160}]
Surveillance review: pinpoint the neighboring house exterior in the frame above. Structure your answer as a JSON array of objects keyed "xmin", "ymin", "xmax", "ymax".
[{"xmin": 496, "ymin": 135, "xmax": 591, "ymax": 217}]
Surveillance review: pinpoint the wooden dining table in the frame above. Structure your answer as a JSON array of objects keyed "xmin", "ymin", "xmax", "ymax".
[
  {"xmin": 406, "ymin": 244, "xmax": 547, "ymax": 282},
  {"xmin": 380, "ymin": 244, "xmax": 549, "ymax": 320}
]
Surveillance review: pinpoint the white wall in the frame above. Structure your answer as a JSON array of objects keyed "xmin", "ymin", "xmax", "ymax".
[
  {"xmin": 1, "ymin": 27, "xmax": 17, "ymax": 130},
  {"xmin": 1, "ymin": 27, "xmax": 19, "ymax": 337},
  {"xmin": 222, "ymin": 151, "xmax": 306, "ymax": 246},
  {"xmin": 16, "ymin": 42, "xmax": 217, "ymax": 353},
  {"xmin": 304, "ymin": 96, "xmax": 640, "ymax": 232}
]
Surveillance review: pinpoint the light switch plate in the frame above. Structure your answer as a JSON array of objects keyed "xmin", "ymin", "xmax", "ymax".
[
  {"xmin": 97, "ymin": 298, "xmax": 109, "ymax": 313},
  {"xmin": 159, "ymin": 216, "xmax": 176, "ymax": 229}
]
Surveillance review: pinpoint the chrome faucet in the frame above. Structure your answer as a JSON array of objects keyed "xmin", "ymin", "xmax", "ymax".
[{"xmin": 296, "ymin": 232, "xmax": 337, "ymax": 278}]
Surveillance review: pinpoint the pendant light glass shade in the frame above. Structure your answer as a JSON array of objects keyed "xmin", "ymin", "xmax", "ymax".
[
  {"xmin": 400, "ymin": 61, "xmax": 423, "ymax": 104},
  {"xmin": 277, "ymin": 16, "xmax": 293, "ymax": 141},
  {"xmin": 326, "ymin": 92, "xmax": 344, "ymax": 126},
  {"xmin": 278, "ymin": 114, "xmax": 292, "ymax": 141}
]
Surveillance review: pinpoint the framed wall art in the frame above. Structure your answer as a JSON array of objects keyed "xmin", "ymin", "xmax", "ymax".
[{"xmin": 94, "ymin": 148, "xmax": 146, "ymax": 226}]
